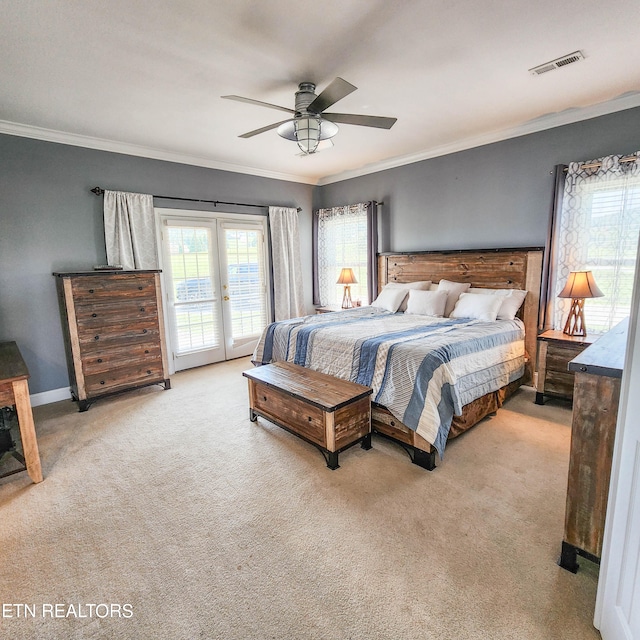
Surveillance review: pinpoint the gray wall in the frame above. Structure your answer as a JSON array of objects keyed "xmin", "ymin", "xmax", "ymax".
[
  {"xmin": 2, "ymin": 105, "xmax": 640, "ymax": 394},
  {"xmin": 315, "ymin": 106, "xmax": 640, "ymax": 253},
  {"xmin": 0, "ymin": 135, "xmax": 313, "ymax": 393}
]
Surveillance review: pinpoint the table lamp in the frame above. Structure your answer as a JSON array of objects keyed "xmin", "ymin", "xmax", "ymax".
[
  {"xmin": 337, "ymin": 268, "xmax": 358, "ymax": 309},
  {"xmin": 558, "ymin": 270, "xmax": 604, "ymax": 336}
]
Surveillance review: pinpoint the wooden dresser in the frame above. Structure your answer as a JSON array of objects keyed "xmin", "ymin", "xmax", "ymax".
[
  {"xmin": 54, "ymin": 270, "xmax": 170, "ymax": 411},
  {"xmin": 558, "ymin": 318, "xmax": 628, "ymax": 572}
]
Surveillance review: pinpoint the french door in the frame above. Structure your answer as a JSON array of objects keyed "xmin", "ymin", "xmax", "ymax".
[{"xmin": 158, "ymin": 212, "xmax": 270, "ymax": 372}]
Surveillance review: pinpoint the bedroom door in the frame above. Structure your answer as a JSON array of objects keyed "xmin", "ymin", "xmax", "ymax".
[
  {"xmin": 594, "ymin": 260, "xmax": 640, "ymax": 640},
  {"xmin": 162, "ymin": 220, "xmax": 227, "ymax": 371},
  {"xmin": 159, "ymin": 214, "xmax": 270, "ymax": 371},
  {"xmin": 217, "ymin": 222, "xmax": 269, "ymax": 360}
]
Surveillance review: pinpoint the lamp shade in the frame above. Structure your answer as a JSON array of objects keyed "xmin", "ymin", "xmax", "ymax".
[
  {"xmin": 558, "ymin": 271, "xmax": 604, "ymax": 299},
  {"xmin": 336, "ymin": 268, "xmax": 358, "ymax": 285}
]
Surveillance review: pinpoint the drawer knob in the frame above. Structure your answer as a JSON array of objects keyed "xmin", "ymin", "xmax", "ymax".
[
  {"xmin": 140, "ymin": 307, "xmax": 145, "ymax": 312},
  {"xmin": 94, "ymin": 335, "xmax": 100, "ymax": 340},
  {"xmin": 147, "ymin": 370, "xmax": 152, "ymax": 374},
  {"xmin": 92, "ymin": 313, "xmax": 97, "ymax": 318},
  {"xmin": 262, "ymin": 396, "xmax": 267, "ymax": 401},
  {"xmin": 138, "ymin": 286, "xmax": 143, "ymax": 290},
  {"xmin": 390, "ymin": 420, "xmax": 395, "ymax": 426},
  {"xmin": 580, "ymin": 366, "xmax": 587, "ymax": 372},
  {"xmin": 142, "ymin": 329, "xmax": 148, "ymax": 334},
  {"xmin": 144, "ymin": 350, "xmax": 149, "ymax": 354},
  {"xmin": 307, "ymin": 416, "xmax": 312, "ymax": 422},
  {"xmin": 97, "ymin": 358, "xmax": 103, "ymax": 363},
  {"xmin": 89, "ymin": 289, "xmax": 94, "ymax": 293},
  {"xmin": 100, "ymin": 380, "xmax": 105, "ymax": 385}
]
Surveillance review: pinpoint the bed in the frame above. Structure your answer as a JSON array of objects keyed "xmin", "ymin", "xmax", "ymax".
[{"xmin": 253, "ymin": 247, "xmax": 543, "ymax": 469}]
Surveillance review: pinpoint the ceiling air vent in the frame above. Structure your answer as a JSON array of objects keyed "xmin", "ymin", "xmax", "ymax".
[{"xmin": 529, "ymin": 51, "xmax": 585, "ymax": 76}]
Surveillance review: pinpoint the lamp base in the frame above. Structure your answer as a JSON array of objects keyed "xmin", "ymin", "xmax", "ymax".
[
  {"xmin": 563, "ymin": 298, "xmax": 587, "ymax": 337},
  {"xmin": 341, "ymin": 285, "xmax": 353, "ymax": 309}
]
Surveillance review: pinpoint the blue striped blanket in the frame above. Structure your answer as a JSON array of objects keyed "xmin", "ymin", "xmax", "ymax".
[{"xmin": 252, "ymin": 307, "xmax": 525, "ymax": 456}]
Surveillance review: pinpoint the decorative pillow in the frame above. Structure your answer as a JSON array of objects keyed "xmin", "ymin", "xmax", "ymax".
[
  {"xmin": 467, "ymin": 288, "xmax": 527, "ymax": 320},
  {"xmin": 384, "ymin": 281, "xmax": 432, "ymax": 312},
  {"xmin": 371, "ymin": 286, "xmax": 409, "ymax": 313},
  {"xmin": 450, "ymin": 292, "xmax": 504, "ymax": 322},
  {"xmin": 405, "ymin": 289, "xmax": 448, "ymax": 317},
  {"xmin": 437, "ymin": 279, "xmax": 472, "ymax": 317}
]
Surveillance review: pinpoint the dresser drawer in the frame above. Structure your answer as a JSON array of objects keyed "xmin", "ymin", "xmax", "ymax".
[
  {"xmin": 75, "ymin": 299, "xmax": 158, "ymax": 330},
  {"xmin": 71, "ymin": 274, "xmax": 157, "ymax": 301},
  {"xmin": 82, "ymin": 343, "xmax": 163, "ymax": 375},
  {"xmin": 84, "ymin": 362, "xmax": 165, "ymax": 396},
  {"xmin": 78, "ymin": 325, "xmax": 160, "ymax": 354},
  {"xmin": 252, "ymin": 381, "xmax": 326, "ymax": 447}
]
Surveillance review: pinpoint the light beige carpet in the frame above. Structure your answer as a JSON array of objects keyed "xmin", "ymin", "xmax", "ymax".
[{"xmin": 0, "ymin": 357, "xmax": 601, "ymax": 639}]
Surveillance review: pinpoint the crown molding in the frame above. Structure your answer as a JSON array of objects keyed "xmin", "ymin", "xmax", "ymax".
[
  {"xmin": 317, "ymin": 92, "xmax": 640, "ymax": 186},
  {"xmin": 0, "ymin": 120, "xmax": 317, "ymax": 185}
]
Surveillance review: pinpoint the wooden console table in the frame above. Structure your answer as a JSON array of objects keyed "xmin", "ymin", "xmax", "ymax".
[{"xmin": 0, "ymin": 342, "xmax": 43, "ymax": 483}]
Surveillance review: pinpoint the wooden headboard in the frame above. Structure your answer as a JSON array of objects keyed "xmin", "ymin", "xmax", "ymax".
[{"xmin": 378, "ymin": 247, "xmax": 544, "ymax": 385}]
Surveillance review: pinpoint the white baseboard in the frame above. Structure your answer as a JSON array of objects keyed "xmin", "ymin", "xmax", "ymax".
[{"xmin": 30, "ymin": 387, "xmax": 72, "ymax": 407}]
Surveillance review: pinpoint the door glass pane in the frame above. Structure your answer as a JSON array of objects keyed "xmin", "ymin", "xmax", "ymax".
[
  {"xmin": 224, "ymin": 228, "xmax": 267, "ymax": 342},
  {"xmin": 168, "ymin": 226, "xmax": 220, "ymax": 353}
]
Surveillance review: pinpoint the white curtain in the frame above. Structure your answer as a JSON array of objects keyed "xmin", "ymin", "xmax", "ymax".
[
  {"xmin": 104, "ymin": 190, "xmax": 158, "ymax": 269},
  {"xmin": 269, "ymin": 206, "xmax": 305, "ymax": 320},
  {"xmin": 315, "ymin": 203, "xmax": 370, "ymax": 307},
  {"xmin": 553, "ymin": 152, "xmax": 640, "ymax": 333}
]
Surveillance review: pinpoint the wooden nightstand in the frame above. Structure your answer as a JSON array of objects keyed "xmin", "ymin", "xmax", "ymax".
[{"xmin": 535, "ymin": 330, "xmax": 596, "ymax": 404}]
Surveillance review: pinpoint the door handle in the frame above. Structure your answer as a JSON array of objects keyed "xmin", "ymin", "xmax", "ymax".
[{"xmin": 223, "ymin": 295, "xmax": 230, "ymax": 301}]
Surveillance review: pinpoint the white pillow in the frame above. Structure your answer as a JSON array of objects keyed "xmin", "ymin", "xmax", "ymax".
[
  {"xmin": 450, "ymin": 292, "xmax": 503, "ymax": 322},
  {"xmin": 437, "ymin": 280, "xmax": 472, "ymax": 317},
  {"xmin": 384, "ymin": 281, "xmax": 432, "ymax": 312},
  {"xmin": 467, "ymin": 288, "xmax": 527, "ymax": 320},
  {"xmin": 405, "ymin": 290, "xmax": 448, "ymax": 317},
  {"xmin": 371, "ymin": 286, "xmax": 408, "ymax": 313}
]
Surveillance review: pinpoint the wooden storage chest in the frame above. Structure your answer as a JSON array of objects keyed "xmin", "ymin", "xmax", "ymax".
[
  {"xmin": 243, "ymin": 361, "xmax": 372, "ymax": 469},
  {"xmin": 54, "ymin": 270, "xmax": 170, "ymax": 411}
]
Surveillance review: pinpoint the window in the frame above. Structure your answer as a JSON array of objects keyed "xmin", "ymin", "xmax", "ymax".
[
  {"xmin": 313, "ymin": 202, "xmax": 377, "ymax": 307},
  {"xmin": 552, "ymin": 154, "xmax": 640, "ymax": 334}
]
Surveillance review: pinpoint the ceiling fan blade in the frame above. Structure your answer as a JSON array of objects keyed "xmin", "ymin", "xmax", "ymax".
[
  {"xmin": 221, "ymin": 95, "xmax": 295, "ymax": 115},
  {"xmin": 239, "ymin": 119, "xmax": 292, "ymax": 138},
  {"xmin": 307, "ymin": 78, "xmax": 357, "ymax": 113},
  {"xmin": 322, "ymin": 113, "xmax": 397, "ymax": 129}
]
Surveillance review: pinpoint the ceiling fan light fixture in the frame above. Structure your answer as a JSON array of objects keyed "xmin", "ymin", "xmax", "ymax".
[
  {"xmin": 231, "ymin": 77, "xmax": 392, "ymax": 153},
  {"xmin": 277, "ymin": 117, "xmax": 339, "ymax": 154}
]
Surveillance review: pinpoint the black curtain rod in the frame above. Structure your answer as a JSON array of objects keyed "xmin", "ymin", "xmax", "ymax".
[{"xmin": 90, "ymin": 187, "xmax": 301, "ymax": 212}]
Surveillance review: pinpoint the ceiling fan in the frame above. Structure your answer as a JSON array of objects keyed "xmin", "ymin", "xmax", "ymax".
[{"xmin": 222, "ymin": 77, "xmax": 397, "ymax": 155}]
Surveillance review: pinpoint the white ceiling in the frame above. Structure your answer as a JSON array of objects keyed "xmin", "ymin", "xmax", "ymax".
[{"xmin": 2, "ymin": 0, "xmax": 639, "ymax": 185}]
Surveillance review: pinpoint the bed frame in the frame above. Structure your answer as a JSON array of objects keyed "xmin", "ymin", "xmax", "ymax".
[{"xmin": 373, "ymin": 247, "xmax": 544, "ymax": 470}]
